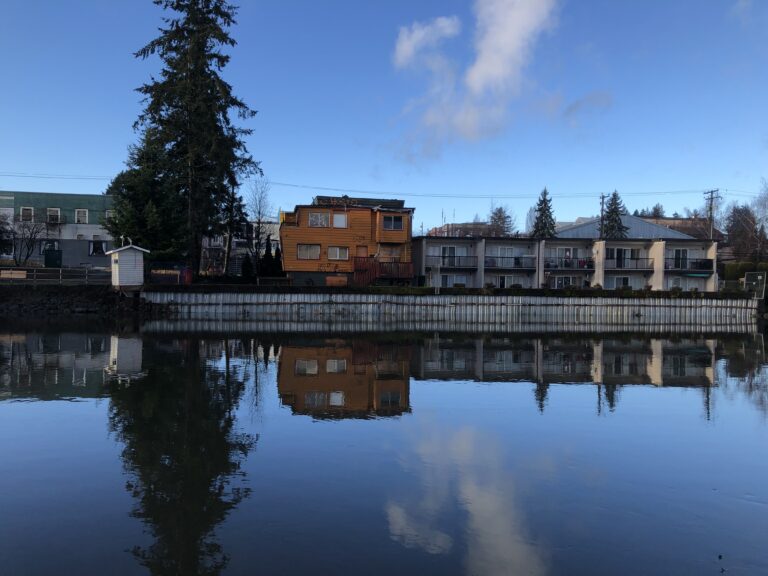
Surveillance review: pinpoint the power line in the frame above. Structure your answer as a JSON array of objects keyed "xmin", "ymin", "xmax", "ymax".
[{"xmin": 0, "ymin": 170, "xmax": 761, "ymax": 201}]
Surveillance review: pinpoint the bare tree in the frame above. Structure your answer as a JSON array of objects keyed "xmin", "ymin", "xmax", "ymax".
[
  {"xmin": 751, "ymin": 178, "xmax": 768, "ymax": 230},
  {"xmin": 247, "ymin": 177, "xmax": 273, "ymax": 275},
  {"xmin": 9, "ymin": 214, "xmax": 49, "ymax": 266},
  {"xmin": 487, "ymin": 204, "xmax": 516, "ymax": 237}
]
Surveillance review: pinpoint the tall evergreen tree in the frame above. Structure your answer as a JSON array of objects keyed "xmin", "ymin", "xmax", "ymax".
[
  {"xmin": 602, "ymin": 190, "xmax": 629, "ymax": 239},
  {"xmin": 261, "ymin": 234, "xmax": 274, "ymax": 276},
  {"xmin": 530, "ymin": 188, "xmax": 557, "ymax": 239},
  {"xmin": 110, "ymin": 0, "xmax": 259, "ymax": 273}
]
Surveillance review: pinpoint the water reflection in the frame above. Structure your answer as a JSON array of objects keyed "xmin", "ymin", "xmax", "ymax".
[
  {"xmin": 277, "ymin": 338, "xmax": 411, "ymax": 419},
  {"xmin": 387, "ymin": 424, "xmax": 548, "ymax": 575},
  {"xmin": 1, "ymin": 329, "xmax": 768, "ymax": 575},
  {"xmin": 107, "ymin": 338, "xmax": 257, "ymax": 576}
]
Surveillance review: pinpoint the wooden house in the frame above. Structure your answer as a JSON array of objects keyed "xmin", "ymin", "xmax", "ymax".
[{"xmin": 279, "ymin": 196, "xmax": 414, "ymax": 286}]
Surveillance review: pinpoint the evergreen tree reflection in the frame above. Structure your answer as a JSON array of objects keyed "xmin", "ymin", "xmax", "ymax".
[{"xmin": 109, "ymin": 338, "xmax": 255, "ymax": 576}]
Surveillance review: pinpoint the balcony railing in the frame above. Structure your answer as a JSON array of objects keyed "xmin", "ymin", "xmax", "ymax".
[
  {"xmin": 425, "ymin": 255, "xmax": 478, "ymax": 269},
  {"xmin": 484, "ymin": 256, "xmax": 536, "ymax": 269},
  {"xmin": 544, "ymin": 257, "xmax": 595, "ymax": 270},
  {"xmin": 664, "ymin": 258, "xmax": 713, "ymax": 272},
  {"xmin": 604, "ymin": 258, "xmax": 654, "ymax": 270},
  {"xmin": 353, "ymin": 256, "xmax": 413, "ymax": 285}
]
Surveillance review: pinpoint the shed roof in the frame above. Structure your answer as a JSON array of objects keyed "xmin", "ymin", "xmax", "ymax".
[{"xmin": 105, "ymin": 245, "xmax": 150, "ymax": 255}]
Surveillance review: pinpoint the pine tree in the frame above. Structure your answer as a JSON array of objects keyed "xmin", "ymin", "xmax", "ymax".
[
  {"xmin": 113, "ymin": 0, "xmax": 260, "ymax": 275},
  {"xmin": 530, "ymin": 188, "xmax": 557, "ymax": 239},
  {"xmin": 273, "ymin": 244, "xmax": 283, "ymax": 276},
  {"xmin": 261, "ymin": 234, "xmax": 274, "ymax": 276},
  {"xmin": 602, "ymin": 190, "xmax": 629, "ymax": 239}
]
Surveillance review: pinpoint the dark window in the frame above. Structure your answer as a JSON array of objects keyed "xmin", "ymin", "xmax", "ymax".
[
  {"xmin": 383, "ymin": 215, "xmax": 403, "ymax": 230},
  {"xmin": 89, "ymin": 241, "xmax": 107, "ymax": 256},
  {"xmin": 40, "ymin": 240, "xmax": 59, "ymax": 254}
]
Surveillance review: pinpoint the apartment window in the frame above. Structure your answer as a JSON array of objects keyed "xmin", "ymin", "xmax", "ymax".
[
  {"xmin": 39, "ymin": 240, "xmax": 59, "ymax": 254},
  {"xmin": 105, "ymin": 209, "xmax": 115, "ymax": 221},
  {"xmin": 329, "ymin": 391, "xmax": 345, "ymax": 407},
  {"xmin": 441, "ymin": 274, "xmax": 467, "ymax": 288},
  {"xmin": 610, "ymin": 276, "xmax": 630, "ymax": 289},
  {"xmin": 297, "ymin": 244, "xmax": 321, "ymax": 260},
  {"xmin": 383, "ymin": 215, "xmax": 403, "ymax": 230},
  {"xmin": 326, "ymin": 359, "xmax": 347, "ymax": 373},
  {"xmin": 553, "ymin": 276, "xmax": 578, "ymax": 289},
  {"xmin": 380, "ymin": 391, "xmax": 401, "ymax": 408},
  {"xmin": 308, "ymin": 212, "xmax": 329, "ymax": 227},
  {"xmin": 295, "ymin": 359, "xmax": 319, "ymax": 375},
  {"xmin": 75, "ymin": 209, "xmax": 88, "ymax": 224},
  {"xmin": 327, "ymin": 246, "xmax": 349, "ymax": 260},
  {"xmin": 47, "ymin": 208, "xmax": 61, "ymax": 223},
  {"xmin": 89, "ymin": 240, "xmax": 107, "ymax": 256},
  {"xmin": 20, "ymin": 207, "xmax": 33, "ymax": 222},
  {"xmin": 333, "ymin": 213, "xmax": 347, "ymax": 228}
]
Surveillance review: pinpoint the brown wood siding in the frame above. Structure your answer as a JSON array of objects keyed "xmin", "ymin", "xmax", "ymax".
[
  {"xmin": 277, "ymin": 344, "xmax": 410, "ymax": 415},
  {"xmin": 280, "ymin": 206, "xmax": 413, "ymax": 273}
]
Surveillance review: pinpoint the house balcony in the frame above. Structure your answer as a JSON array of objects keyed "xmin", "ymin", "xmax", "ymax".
[
  {"xmin": 425, "ymin": 255, "xmax": 478, "ymax": 269},
  {"xmin": 605, "ymin": 258, "xmax": 654, "ymax": 270},
  {"xmin": 544, "ymin": 257, "xmax": 595, "ymax": 271},
  {"xmin": 353, "ymin": 256, "xmax": 413, "ymax": 285},
  {"xmin": 484, "ymin": 256, "xmax": 537, "ymax": 270},
  {"xmin": 664, "ymin": 258, "xmax": 713, "ymax": 273}
]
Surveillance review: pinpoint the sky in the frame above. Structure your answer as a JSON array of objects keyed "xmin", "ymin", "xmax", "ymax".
[{"xmin": 1, "ymin": 0, "xmax": 766, "ymax": 231}]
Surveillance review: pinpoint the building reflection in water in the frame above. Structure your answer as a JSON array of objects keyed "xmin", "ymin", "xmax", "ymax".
[
  {"xmin": 411, "ymin": 335, "xmax": 727, "ymax": 414},
  {"xmin": 277, "ymin": 338, "xmax": 411, "ymax": 419}
]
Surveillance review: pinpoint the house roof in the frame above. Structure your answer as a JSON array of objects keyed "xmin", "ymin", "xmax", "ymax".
[
  {"xmin": 638, "ymin": 216, "xmax": 725, "ymax": 241},
  {"xmin": 312, "ymin": 196, "xmax": 409, "ymax": 210},
  {"xmin": 556, "ymin": 214, "xmax": 695, "ymax": 240}
]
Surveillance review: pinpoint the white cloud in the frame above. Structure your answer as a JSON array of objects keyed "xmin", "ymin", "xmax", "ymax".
[
  {"xmin": 393, "ymin": 0, "xmax": 558, "ymax": 160},
  {"xmin": 393, "ymin": 16, "xmax": 462, "ymax": 69},
  {"xmin": 466, "ymin": 0, "xmax": 557, "ymax": 96}
]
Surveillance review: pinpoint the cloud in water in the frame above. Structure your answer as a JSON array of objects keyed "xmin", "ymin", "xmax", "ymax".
[{"xmin": 394, "ymin": 0, "xmax": 557, "ymax": 160}]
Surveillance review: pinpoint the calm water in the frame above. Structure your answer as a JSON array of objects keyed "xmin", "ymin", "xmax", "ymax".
[{"xmin": 1, "ymin": 329, "xmax": 767, "ymax": 576}]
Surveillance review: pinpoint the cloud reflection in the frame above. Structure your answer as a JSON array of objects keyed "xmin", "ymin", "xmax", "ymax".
[{"xmin": 387, "ymin": 423, "xmax": 548, "ymax": 575}]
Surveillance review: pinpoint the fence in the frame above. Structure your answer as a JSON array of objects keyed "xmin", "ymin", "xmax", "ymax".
[{"xmin": 0, "ymin": 267, "xmax": 110, "ymax": 286}]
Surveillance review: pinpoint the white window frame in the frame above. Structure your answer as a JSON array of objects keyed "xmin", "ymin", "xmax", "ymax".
[
  {"xmin": 105, "ymin": 209, "xmax": 115, "ymax": 221},
  {"xmin": 20, "ymin": 207, "xmax": 34, "ymax": 222},
  {"xmin": 332, "ymin": 213, "xmax": 347, "ymax": 228},
  {"xmin": 297, "ymin": 244, "xmax": 321, "ymax": 260},
  {"xmin": 327, "ymin": 246, "xmax": 349, "ymax": 260},
  {"xmin": 47, "ymin": 208, "xmax": 61, "ymax": 223},
  {"xmin": 383, "ymin": 215, "xmax": 404, "ymax": 230},
  {"xmin": 329, "ymin": 391, "xmax": 345, "ymax": 407},
  {"xmin": 39, "ymin": 239, "xmax": 60, "ymax": 254},
  {"xmin": 75, "ymin": 209, "xmax": 89, "ymax": 224},
  {"xmin": 308, "ymin": 212, "xmax": 329, "ymax": 227},
  {"xmin": 326, "ymin": 359, "xmax": 347, "ymax": 373},
  {"xmin": 295, "ymin": 359, "xmax": 319, "ymax": 375},
  {"xmin": 89, "ymin": 240, "xmax": 107, "ymax": 256}
]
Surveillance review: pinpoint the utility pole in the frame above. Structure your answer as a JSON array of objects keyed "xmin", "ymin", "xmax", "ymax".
[
  {"xmin": 599, "ymin": 193, "xmax": 606, "ymax": 239},
  {"xmin": 704, "ymin": 189, "xmax": 721, "ymax": 240}
]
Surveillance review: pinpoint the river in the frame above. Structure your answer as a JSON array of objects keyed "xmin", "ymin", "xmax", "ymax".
[{"xmin": 1, "ymin": 328, "xmax": 766, "ymax": 575}]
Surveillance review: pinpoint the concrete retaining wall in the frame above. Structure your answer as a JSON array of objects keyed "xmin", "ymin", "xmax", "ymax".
[{"xmin": 142, "ymin": 291, "xmax": 759, "ymax": 333}]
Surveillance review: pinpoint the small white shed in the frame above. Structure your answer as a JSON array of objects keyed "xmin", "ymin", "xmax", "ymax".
[{"xmin": 106, "ymin": 245, "xmax": 150, "ymax": 288}]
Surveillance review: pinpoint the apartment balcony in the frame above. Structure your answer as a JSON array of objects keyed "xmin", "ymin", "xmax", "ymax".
[
  {"xmin": 544, "ymin": 257, "xmax": 595, "ymax": 271},
  {"xmin": 484, "ymin": 255, "xmax": 537, "ymax": 270},
  {"xmin": 604, "ymin": 258, "xmax": 654, "ymax": 270},
  {"xmin": 664, "ymin": 258, "xmax": 714, "ymax": 273},
  {"xmin": 425, "ymin": 255, "xmax": 478, "ymax": 269}
]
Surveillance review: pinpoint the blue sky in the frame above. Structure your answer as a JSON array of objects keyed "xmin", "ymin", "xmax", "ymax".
[{"xmin": 1, "ymin": 0, "xmax": 766, "ymax": 230}]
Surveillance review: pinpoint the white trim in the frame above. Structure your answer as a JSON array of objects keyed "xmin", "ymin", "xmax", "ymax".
[{"xmin": 105, "ymin": 245, "xmax": 150, "ymax": 255}]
